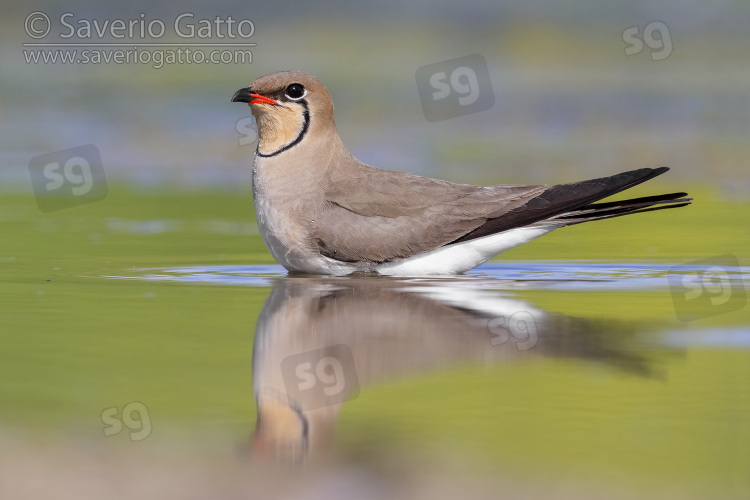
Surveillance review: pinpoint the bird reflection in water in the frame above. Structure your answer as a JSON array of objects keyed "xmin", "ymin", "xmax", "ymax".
[{"xmin": 250, "ymin": 276, "xmax": 660, "ymax": 463}]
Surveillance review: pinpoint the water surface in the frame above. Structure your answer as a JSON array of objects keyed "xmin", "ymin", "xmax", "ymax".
[{"xmin": 1, "ymin": 191, "xmax": 748, "ymax": 499}]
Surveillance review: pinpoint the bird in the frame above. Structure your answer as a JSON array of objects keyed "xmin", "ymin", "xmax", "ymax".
[{"xmin": 231, "ymin": 71, "xmax": 692, "ymax": 276}]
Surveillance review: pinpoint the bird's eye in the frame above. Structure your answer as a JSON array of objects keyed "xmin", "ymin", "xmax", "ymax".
[{"xmin": 285, "ymin": 83, "xmax": 306, "ymax": 100}]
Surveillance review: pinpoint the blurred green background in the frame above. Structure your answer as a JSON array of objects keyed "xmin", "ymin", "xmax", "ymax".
[
  {"xmin": 1, "ymin": 1, "xmax": 749, "ymax": 498},
  {"xmin": 2, "ymin": 0, "xmax": 750, "ymax": 189}
]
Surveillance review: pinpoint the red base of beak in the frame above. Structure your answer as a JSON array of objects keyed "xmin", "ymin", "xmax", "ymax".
[{"xmin": 250, "ymin": 94, "xmax": 277, "ymax": 105}]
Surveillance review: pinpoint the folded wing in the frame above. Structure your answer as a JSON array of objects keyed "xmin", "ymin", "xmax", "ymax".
[{"xmin": 315, "ymin": 165, "xmax": 690, "ymax": 264}]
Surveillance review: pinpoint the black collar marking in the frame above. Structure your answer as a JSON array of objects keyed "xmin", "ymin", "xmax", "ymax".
[{"xmin": 256, "ymin": 100, "xmax": 310, "ymax": 158}]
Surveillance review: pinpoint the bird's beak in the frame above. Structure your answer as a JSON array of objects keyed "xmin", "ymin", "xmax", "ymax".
[{"xmin": 231, "ymin": 87, "xmax": 277, "ymax": 106}]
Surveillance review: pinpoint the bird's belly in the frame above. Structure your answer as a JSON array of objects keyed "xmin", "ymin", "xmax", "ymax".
[
  {"xmin": 253, "ymin": 183, "xmax": 358, "ymax": 275},
  {"xmin": 376, "ymin": 226, "xmax": 556, "ymax": 276}
]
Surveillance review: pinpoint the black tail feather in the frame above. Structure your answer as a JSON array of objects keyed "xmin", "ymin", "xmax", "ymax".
[
  {"xmin": 553, "ymin": 192, "xmax": 693, "ymax": 224},
  {"xmin": 569, "ymin": 192, "xmax": 689, "ymax": 214},
  {"xmin": 454, "ymin": 167, "xmax": 686, "ymax": 243},
  {"xmin": 558, "ymin": 199, "xmax": 693, "ymax": 225}
]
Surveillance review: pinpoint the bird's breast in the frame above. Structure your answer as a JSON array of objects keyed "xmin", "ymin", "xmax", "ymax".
[{"xmin": 252, "ymin": 165, "xmax": 327, "ymax": 272}]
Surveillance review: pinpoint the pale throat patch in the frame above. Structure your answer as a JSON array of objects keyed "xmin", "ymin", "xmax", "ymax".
[{"xmin": 251, "ymin": 103, "xmax": 306, "ymax": 155}]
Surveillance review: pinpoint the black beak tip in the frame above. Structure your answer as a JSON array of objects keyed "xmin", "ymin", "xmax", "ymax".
[{"xmin": 232, "ymin": 87, "xmax": 253, "ymax": 103}]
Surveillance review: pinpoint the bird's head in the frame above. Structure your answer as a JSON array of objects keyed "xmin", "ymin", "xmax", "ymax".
[{"xmin": 232, "ymin": 71, "xmax": 335, "ymax": 158}]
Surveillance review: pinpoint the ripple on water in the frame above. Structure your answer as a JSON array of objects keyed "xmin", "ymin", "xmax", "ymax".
[{"xmin": 105, "ymin": 261, "xmax": 750, "ymax": 292}]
